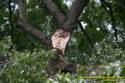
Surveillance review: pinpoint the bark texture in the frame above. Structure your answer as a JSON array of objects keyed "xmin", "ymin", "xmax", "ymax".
[{"xmin": 42, "ymin": 0, "xmax": 66, "ymax": 24}]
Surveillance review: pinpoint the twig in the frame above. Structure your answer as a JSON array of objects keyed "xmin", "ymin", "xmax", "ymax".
[
  {"xmin": 76, "ymin": 20, "xmax": 93, "ymax": 49},
  {"xmin": 8, "ymin": 0, "xmax": 14, "ymax": 36},
  {"xmin": 100, "ymin": 0, "xmax": 118, "ymax": 44}
]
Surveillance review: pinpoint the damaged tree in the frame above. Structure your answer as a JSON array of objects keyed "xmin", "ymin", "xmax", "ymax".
[{"xmin": 18, "ymin": 0, "xmax": 89, "ymax": 75}]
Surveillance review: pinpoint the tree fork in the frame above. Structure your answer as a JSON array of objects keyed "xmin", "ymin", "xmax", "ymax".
[{"xmin": 18, "ymin": 0, "xmax": 89, "ymax": 75}]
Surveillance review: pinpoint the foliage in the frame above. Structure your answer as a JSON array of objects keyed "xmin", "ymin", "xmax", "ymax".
[
  {"xmin": 0, "ymin": 36, "xmax": 124, "ymax": 82},
  {"xmin": 91, "ymin": 37, "xmax": 125, "ymax": 64},
  {"xmin": 0, "ymin": 36, "xmax": 12, "ymax": 52},
  {"xmin": 0, "ymin": 0, "xmax": 125, "ymax": 82},
  {"xmin": 0, "ymin": 36, "xmax": 52, "ymax": 82}
]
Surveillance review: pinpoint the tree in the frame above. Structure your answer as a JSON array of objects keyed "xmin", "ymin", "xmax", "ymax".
[
  {"xmin": 17, "ymin": 0, "xmax": 89, "ymax": 71},
  {"xmin": 1, "ymin": 0, "xmax": 125, "ymax": 82}
]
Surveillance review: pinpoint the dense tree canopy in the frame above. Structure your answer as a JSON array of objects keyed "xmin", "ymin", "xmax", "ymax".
[{"xmin": 0, "ymin": 0, "xmax": 125, "ymax": 82}]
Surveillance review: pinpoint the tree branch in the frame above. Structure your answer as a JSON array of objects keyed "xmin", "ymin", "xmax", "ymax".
[
  {"xmin": 18, "ymin": 20, "xmax": 52, "ymax": 47},
  {"xmin": 63, "ymin": 0, "xmax": 89, "ymax": 30},
  {"xmin": 18, "ymin": 0, "xmax": 52, "ymax": 47},
  {"xmin": 100, "ymin": 0, "xmax": 118, "ymax": 44},
  {"xmin": 77, "ymin": 20, "xmax": 93, "ymax": 49},
  {"xmin": 42, "ymin": 0, "xmax": 66, "ymax": 24},
  {"xmin": 8, "ymin": 0, "xmax": 14, "ymax": 36}
]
